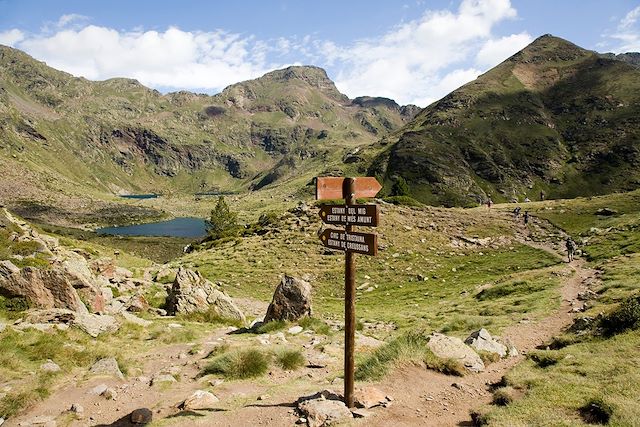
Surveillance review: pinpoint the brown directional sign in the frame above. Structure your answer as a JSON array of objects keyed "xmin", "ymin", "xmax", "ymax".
[
  {"xmin": 319, "ymin": 204, "xmax": 379, "ymax": 227},
  {"xmin": 319, "ymin": 228, "xmax": 377, "ymax": 256},
  {"xmin": 316, "ymin": 177, "xmax": 382, "ymax": 200}
]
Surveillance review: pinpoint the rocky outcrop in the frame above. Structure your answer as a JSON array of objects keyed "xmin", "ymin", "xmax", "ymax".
[
  {"xmin": 0, "ymin": 260, "xmax": 88, "ymax": 313},
  {"xmin": 21, "ymin": 308, "xmax": 119, "ymax": 337},
  {"xmin": 165, "ymin": 267, "xmax": 245, "ymax": 322},
  {"xmin": 179, "ymin": 390, "xmax": 219, "ymax": 410},
  {"xmin": 264, "ymin": 275, "xmax": 312, "ymax": 322},
  {"xmin": 427, "ymin": 333, "xmax": 485, "ymax": 373}
]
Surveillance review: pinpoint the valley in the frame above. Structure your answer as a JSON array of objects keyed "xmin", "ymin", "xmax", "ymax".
[{"xmin": 0, "ymin": 31, "xmax": 639, "ymax": 427}]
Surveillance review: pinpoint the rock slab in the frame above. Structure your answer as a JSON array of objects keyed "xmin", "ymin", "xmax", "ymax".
[
  {"xmin": 89, "ymin": 357, "xmax": 124, "ymax": 379},
  {"xmin": 427, "ymin": 333, "xmax": 485, "ymax": 373},
  {"xmin": 180, "ymin": 390, "xmax": 219, "ymax": 410}
]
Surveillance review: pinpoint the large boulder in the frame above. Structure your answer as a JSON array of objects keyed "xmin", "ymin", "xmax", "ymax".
[
  {"xmin": 0, "ymin": 261, "xmax": 88, "ymax": 313},
  {"xmin": 264, "ymin": 275, "xmax": 312, "ymax": 322},
  {"xmin": 464, "ymin": 328, "xmax": 508, "ymax": 357},
  {"xmin": 427, "ymin": 333, "xmax": 485, "ymax": 373},
  {"xmin": 165, "ymin": 267, "xmax": 245, "ymax": 323}
]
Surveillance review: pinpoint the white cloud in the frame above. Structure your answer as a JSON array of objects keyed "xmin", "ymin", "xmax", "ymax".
[
  {"xmin": 15, "ymin": 25, "xmax": 274, "ymax": 92},
  {"xmin": 0, "ymin": 29, "xmax": 25, "ymax": 47},
  {"xmin": 323, "ymin": 0, "xmax": 521, "ymax": 105},
  {"xmin": 475, "ymin": 32, "xmax": 533, "ymax": 68},
  {"xmin": 604, "ymin": 6, "xmax": 640, "ymax": 52},
  {"xmin": 56, "ymin": 14, "xmax": 89, "ymax": 28},
  {"xmin": 4, "ymin": 1, "xmax": 529, "ymax": 106}
]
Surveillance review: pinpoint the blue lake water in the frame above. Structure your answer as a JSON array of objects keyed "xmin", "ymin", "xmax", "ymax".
[
  {"xmin": 120, "ymin": 194, "xmax": 159, "ymax": 199},
  {"xmin": 97, "ymin": 217, "xmax": 207, "ymax": 238}
]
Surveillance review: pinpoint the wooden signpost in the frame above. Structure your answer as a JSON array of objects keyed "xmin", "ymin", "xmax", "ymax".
[{"xmin": 316, "ymin": 176, "xmax": 381, "ymax": 408}]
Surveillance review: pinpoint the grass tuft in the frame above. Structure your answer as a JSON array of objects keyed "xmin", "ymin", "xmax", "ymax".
[
  {"xmin": 275, "ymin": 349, "xmax": 305, "ymax": 370},
  {"xmin": 298, "ymin": 316, "xmax": 331, "ymax": 335},
  {"xmin": 599, "ymin": 293, "xmax": 640, "ymax": 336},
  {"xmin": 202, "ymin": 348, "xmax": 269, "ymax": 379}
]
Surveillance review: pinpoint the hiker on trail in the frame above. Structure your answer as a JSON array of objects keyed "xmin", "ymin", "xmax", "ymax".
[
  {"xmin": 566, "ymin": 237, "xmax": 577, "ymax": 262},
  {"xmin": 540, "ymin": 190, "xmax": 546, "ymax": 201},
  {"xmin": 487, "ymin": 198, "xmax": 493, "ymax": 209},
  {"xmin": 513, "ymin": 206, "xmax": 521, "ymax": 219},
  {"xmin": 523, "ymin": 211, "xmax": 529, "ymax": 225}
]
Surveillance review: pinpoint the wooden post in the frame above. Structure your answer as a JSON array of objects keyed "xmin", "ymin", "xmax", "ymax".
[{"xmin": 343, "ymin": 177, "xmax": 356, "ymax": 408}]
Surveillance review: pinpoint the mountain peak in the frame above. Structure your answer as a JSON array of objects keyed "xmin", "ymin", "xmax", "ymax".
[{"xmin": 508, "ymin": 34, "xmax": 592, "ymax": 65}]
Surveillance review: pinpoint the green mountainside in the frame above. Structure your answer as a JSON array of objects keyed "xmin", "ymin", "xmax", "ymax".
[
  {"xmin": 370, "ymin": 35, "xmax": 640, "ymax": 206},
  {"xmin": 0, "ymin": 45, "xmax": 416, "ymax": 220}
]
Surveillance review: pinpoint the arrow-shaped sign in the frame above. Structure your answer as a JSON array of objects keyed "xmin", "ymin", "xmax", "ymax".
[
  {"xmin": 319, "ymin": 228, "xmax": 377, "ymax": 256},
  {"xmin": 316, "ymin": 177, "xmax": 382, "ymax": 201},
  {"xmin": 319, "ymin": 204, "xmax": 379, "ymax": 227}
]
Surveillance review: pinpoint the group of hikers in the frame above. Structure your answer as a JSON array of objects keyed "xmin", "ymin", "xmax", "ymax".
[{"xmin": 486, "ymin": 198, "xmax": 577, "ymax": 263}]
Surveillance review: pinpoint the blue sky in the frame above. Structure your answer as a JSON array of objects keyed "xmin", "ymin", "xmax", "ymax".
[{"xmin": 1, "ymin": 0, "xmax": 639, "ymax": 106}]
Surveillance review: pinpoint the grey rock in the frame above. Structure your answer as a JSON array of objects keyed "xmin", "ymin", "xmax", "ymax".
[
  {"xmin": 0, "ymin": 322, "xmax": 5, "ymax": 333},
  {"xmin": 264, "ymin": 275, "xmax": 312, "ymax": 322},
  {"xmin": 74, "ymin": 313, "xmax": 119, "ymax": 337},
  {"xmin": 120, "ymin": 311, "xmax": 152, "ymax": 327},
  {"xmin": 89, "ymin": 384, "xmax": 109, "ymax": 395},
  {"xmin": 40, "ymin": 359, "xmax": 61, "ymax": 373},
  {"xmin": 427, "ymin": 333, "xmax": 485, "ymax": 373},
  {"xmin": 288, "ymin": 325, "xmax": 303, "ymax": 334},
  {"xmin": 464, "ymin": 328, "xmax": 508, "ymax": 357},
  {"xmin": 179, "ymin": 390, "xmax": 219, "ymax": 410},
  {"xmin": 89, "ymin": 357, "xmax": 124, "ymax": 379},
  {"xmin": 298, "ymin": 391, "xmax": 352, "ymax": 427},
  {"xmin": 165, "ymin": 267, "xmax": 245, "ymax": 323},
  {"xmin": 151, "ymin": 373, "xmax": 177, "ymax": 385}
]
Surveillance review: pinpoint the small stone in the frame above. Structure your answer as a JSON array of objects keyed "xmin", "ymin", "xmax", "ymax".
[
  {"xmin": 295, "ymin": 418, "xmax": 307, "ymax": 425},
  {"xmin": 40, "ymin": 359, "xmax": 61, "ymax": 373},
  {"xmin": 180, "ymin": 390, "xmax": 219, "ymax": 410},
  {"xmin": 352, "ymin": 408, "xmax": 373, "ymax": 418},
  {"xmin": 208, "ymin": 379, "xmax": 224, "ymax": 387},
  {"xmin": 89, "ymin": 384, "xmax": 108, "ymax": 395},
  {"xmin": 151, "ymin": 374, "xmax": 177, "ymax": 385},
  {"xmin": 288, "ymin": 325, "xmax": 303, "ymax": 334},
  {"xmin": 102, "ymin": 387, "xmax": 117, "ymax": 400},
  {"xmin": 70, "ymin": 403, "xmax": 84, "ymax": 414},
  {"xmin": 257, "ymin": 394, "xmax": 269, "ymax": 401}
]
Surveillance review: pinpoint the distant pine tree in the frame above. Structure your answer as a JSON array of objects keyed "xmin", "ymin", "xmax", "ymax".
[
  {"xmin": 206, "ymin": 196, "xmax": 239, "ymax": 240},
  {"xmin": 391, "ymin": 176, "xmax": 410, "ymax": 197}
]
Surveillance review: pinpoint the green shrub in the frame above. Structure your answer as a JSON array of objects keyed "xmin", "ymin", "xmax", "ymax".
[
  {"xmin": 528, "ymin": 350, "xmax": 561, "ymax": 368},
  {"xmin": 202, "ymin": 348, "xmax": 269, "ymax": 379},
  {"xmin": 356, "ymin": 332, "xmax": 445, "ymax": 380},
  {"xmin": 391, "ymin": 176, "xmax": 410, "ymax": 197},
  {"xmin": 276, "ymin": 349, "xmax": 305, "ymax": 370},
  {"xmin": 492, "ymin": 387, "xmax": 516, "ymax": 406},
  {"xmin": 177, "ymin": 308, "xmax": 243, "ymax": 327},
  {"xmin": 600, "ymin": 294, "xmax": 640, "ymax": 336},
  {"xmin": 255, "ymin": 320, "xmax": 287, "ymax": 334},
  {"xmin": 11, "ymin": 240, "xmax": 41, "ymax": 256},
  {"xmin": 0, "ymin": 295, "xmax": 29, "ymax": 312},
  {"xmin": 477, "ymin": 350, "xmax": 501, "ymax": 365},
  {"xmin": 298, "ymin": 316, "xmax": 331, "ymax": 335},
  {"xmin": 579, "ymin": 397, "xmax": 614, "ymax": 425},
  {"xmin": 382, "ymin": 196, "xmax": 424, "ymax": 207},
  {"xmin": 423, "ymin": 351, "xmax": 466, "ymax": 376}
]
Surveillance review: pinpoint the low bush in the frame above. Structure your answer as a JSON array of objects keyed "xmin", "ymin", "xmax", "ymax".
[
  {"xmin": 275, "ymin": 349, "xmax": 305, "ymax": 370},
  {"xmin": 202, "ymin": 348, "xmax": 269, "ymax": 379},
  {"xmin": 600, "ymin": 293, "xmax": 640, "ymax": 336},
  {"xmin": 579, "ymin": 397, "xmax": 614, "ymax": 425}
]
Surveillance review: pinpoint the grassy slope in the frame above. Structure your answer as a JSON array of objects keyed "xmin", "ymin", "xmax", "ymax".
[
  {"xmin": 481, "ymin": 190, "xmax": 640, "ymax": 425},
  {"xmin": 372, "ymin": 35, "xmax": 640, "ymax": 207}
]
